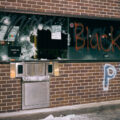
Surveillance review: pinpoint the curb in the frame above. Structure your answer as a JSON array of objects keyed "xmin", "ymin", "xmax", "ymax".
[{"xmin": 0, "ymin": 100, "xmax": 120, "ymax": 119}]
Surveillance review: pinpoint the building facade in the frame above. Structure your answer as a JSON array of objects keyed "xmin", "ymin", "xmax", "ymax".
[{"xmin": 0, "ymin": 0, "xmax": 120, "ymax": 112}]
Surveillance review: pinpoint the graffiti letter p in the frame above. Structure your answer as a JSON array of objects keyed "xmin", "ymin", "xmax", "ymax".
[{"xmin": 103, "ymin": 64, "xmax": 117, "ymax": 91}]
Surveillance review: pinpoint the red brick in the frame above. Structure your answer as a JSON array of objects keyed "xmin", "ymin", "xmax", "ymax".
[
  {"xmin": 22, "ymin": 3, "xmax": 31, "ymax": 8},
  {"xmin": 27, "ymin": 1, "xmax": 36, "ymax": 4},
  {"xmin": 7, "ymin": 0, "xmax": 16, "ymax": 2},
  {"xmin": 1, "ymin": 1, "xmax": 11, "ymax": 5},
  {"xmin": 17, "ymin": 0, "xmax": 26, "ymax": 3},
  {"xmin": 0, "ymin": 0, "xmax": 120, "ymax": 112}
]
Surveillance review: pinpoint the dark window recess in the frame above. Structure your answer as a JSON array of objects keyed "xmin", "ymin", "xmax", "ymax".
[
  {"xmin": 8, "ymin": 46, "xmax": 21, "ymax": 57},
  {"xmin": 37, "ymin": 30, "xmax": 67, "ymax": 59},
  {"xmin": 18, "ymin": 65, "xmax": 23, "ymax": 74},
  {"xmin": 48, "ymin": 64, "xmax": 52, "ymax": 73}
]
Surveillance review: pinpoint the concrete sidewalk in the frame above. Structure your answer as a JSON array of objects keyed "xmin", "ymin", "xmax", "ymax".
[{"xmin": 0, "ymin": 100, "xmax": 120, "ymax": 120}]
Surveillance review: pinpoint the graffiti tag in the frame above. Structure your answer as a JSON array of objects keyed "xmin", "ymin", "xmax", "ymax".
[
  {"xmin": 103, "ymin": 64, "xmax": 117, "ymax": 91},
  {"xmin": 75, "ymin": 23, "xmax": 120, "ymax": 52}
]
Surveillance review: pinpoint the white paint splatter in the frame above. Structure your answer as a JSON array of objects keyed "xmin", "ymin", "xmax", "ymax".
[
  {"xmin": 3, "ymin": 17, "xmax": 11, "ymax": 25},
  {"xmin": 38, "ymin": 24, "xmax": 43, "ymax": 30},
  {"xmin": 1, "ymin": 55, "xmax": 9, "ymax": 61},
  {"xmin": 33, "ymin": 27, "xmax": 37, "ymax": 36},
  {"xmin": 19, "ymin": 40, "xmax": 37, "ymax": 60}
]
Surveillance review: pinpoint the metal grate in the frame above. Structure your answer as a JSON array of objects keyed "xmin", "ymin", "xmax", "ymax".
[{"xmin": 22, "ymin": 81, "xmax": 49, "ymax": 109}]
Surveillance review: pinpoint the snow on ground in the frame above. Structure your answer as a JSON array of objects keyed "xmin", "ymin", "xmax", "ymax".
[{"xmin": 41, "ymin": 114, "xmax": 97, "ymax": 120}]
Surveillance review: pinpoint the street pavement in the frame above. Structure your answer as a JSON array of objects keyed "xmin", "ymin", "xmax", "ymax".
[
  {"xmin": 1, "ymin": 107, "xmax": 120, "ymax": 120},
  {"xmin": 1, "ymin": 100, "xmax": 120, "ymax": 120}
]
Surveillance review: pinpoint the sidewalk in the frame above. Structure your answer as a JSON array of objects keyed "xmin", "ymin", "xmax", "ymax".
[{"xmin": 0, "ymin": 100, "xmax": 120, "ymax": 120}]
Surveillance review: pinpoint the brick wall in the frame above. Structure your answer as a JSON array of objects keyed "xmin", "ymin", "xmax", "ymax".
[
  {"xmin": 0, "ymin": 64, "xmax": 21, "ymax": 112},
  {"xmin": 0, "ymin": 0, "xmax": 120, "ymax": 18},
  {"xmin": 0, "ymin": 62, "xmax": 120, "ymax": 112},
  {"xmin": 0, "ymin": 0, "xmax": 120, "ymax": 113},
  {"xmin": 50, "ymin": 62, "xmax": 120, "ymax": 107}
]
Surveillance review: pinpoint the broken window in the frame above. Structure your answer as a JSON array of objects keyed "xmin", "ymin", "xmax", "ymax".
[
  {"xmin": 0, "ymin": 12, "xmax": 68, "ymax": 61},
  {"xmin": 0, "ymin": 12, "xmax": 120, "ymax": 61}
]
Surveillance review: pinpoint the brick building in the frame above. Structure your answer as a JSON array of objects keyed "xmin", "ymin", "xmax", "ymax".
[{"xmin": 0, "ymin": 0, "xmax": 120, "ymax": 112}]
